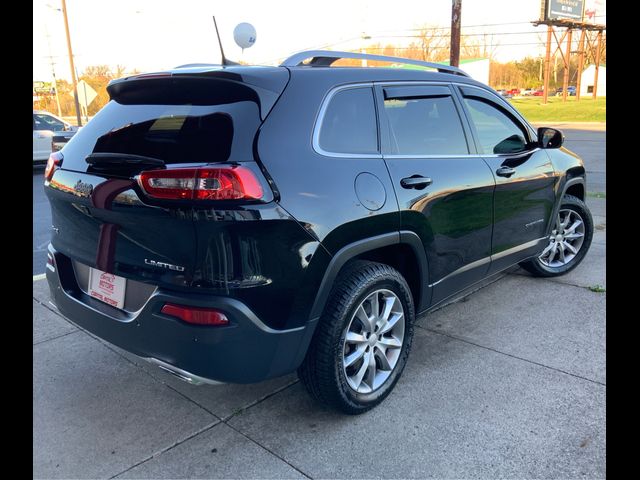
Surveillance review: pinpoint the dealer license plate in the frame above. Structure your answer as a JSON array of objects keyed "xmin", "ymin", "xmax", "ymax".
[{"xmin": 88, "ymin": 268, "xmax": 127, "ymax": 309}]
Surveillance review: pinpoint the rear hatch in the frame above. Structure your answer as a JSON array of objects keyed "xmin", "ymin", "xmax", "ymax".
[{"xmin": 45, "ymin": 67, "xmax": 289, "ymax": 296}]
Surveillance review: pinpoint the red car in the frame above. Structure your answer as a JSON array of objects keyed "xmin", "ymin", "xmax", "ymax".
[
  {"xmin": 532, "ymin": 90, "xmax": 544, "ymax": 96},
  {"xmin": 507, "ymin": 88, "xmax": 520, "ymax": 96}
]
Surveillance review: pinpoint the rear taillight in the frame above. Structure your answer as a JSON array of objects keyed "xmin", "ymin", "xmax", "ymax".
[
  {"xmin": 44, "ymin": 152, "xmax": 63, "ymax": 182},
  {"xmin": 161, "ymin": 303, "xmax": 230, "ymax": 326},
  {"xmin": 138, "ymin": 166, "xmax": 264, "ymax": 201}
]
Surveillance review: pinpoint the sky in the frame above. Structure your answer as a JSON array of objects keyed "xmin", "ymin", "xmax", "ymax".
[{"xmin": 33, "ymin": 0, "xmax": 605, "ymax": 82}]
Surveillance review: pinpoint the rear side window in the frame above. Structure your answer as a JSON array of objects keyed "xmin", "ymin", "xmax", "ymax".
[
  {"xmin": 383, "ymin": 96, "xmax": 468, "ymax": 156},
  {"xmin": 59, "ymin": 100, "xmax": 261, "ymax": 172},
  {"xmin": 318, "ymin": 87, "xmax": 378, "ymax": 155}
]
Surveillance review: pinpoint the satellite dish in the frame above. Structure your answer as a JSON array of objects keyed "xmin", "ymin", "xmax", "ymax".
[{"xmin": 233, "ymin": 22, "xmax": 257, "ymax": 51}]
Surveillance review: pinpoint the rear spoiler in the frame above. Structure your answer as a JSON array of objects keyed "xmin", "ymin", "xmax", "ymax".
[{"xmin": 107, "ymin": 69, "xmax": 289, "ymax": 120}]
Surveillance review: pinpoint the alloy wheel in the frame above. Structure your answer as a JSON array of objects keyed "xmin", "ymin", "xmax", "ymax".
[
  {"xmin": 539, "ymin": 208, "xmax": 586, "ymax": 268},
  {"xmin": 342, "ymin": 289, "xmax": 405, "ymax": 394}
]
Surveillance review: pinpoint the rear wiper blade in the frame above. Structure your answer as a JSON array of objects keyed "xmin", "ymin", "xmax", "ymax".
[{"xmin": 85, "ymin": 153, "xmax": 165, "ymax": 167}]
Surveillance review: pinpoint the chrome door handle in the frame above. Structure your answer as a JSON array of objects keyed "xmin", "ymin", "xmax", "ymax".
[
  {"xmin": 496, "ymin": 166, "xmax": 516, "ymax": 178},
  {"xmin": 400, "ymin": 176, "xmax": 433, "ymax": 189}
]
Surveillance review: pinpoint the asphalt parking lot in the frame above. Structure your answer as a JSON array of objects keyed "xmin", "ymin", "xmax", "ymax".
[{"xmin": 33, "ymin": 125, "xmax": 605, "ymax": 479}]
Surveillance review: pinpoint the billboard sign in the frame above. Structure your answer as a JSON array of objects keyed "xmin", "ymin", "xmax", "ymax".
[
  {"xmin": 544, "ymin": 0, "xmax": 585, "ymax": 21},
  {"xmin": 583, "ymin": 0, "xmax": 605, "ymax": 24},
  {"xmin": 33, "ymin": 81, "xmax": 55, "ymax": 94}
]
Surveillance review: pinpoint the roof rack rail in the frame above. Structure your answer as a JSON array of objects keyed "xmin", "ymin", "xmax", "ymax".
[
  {"xmin": 280, "ymin": 50, "xmax": 469, "ymax": 76},
  {"xmin": 174, "ymin": 63, "xmax": 221, "ymax": 68}
]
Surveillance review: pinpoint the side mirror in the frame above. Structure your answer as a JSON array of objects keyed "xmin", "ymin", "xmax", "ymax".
[
  {"xmin": 537, "ymin": 127, "xmax": 564, "ymax": 149},
  {"xmin": 493, "ymin": 134, "xmax": 527, "ymax": 154}
]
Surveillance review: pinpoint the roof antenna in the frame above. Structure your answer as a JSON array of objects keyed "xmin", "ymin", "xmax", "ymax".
[{"xmin": 212, "ymin": 16, "xmax": 238, "ymax": 65}]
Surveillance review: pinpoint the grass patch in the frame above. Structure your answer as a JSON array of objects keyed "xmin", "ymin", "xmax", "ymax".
[
  {"xmin": 508, "ymin": 96, "xmax": 606, "ymax": 122},
  {"xmin": 588, "ymin": 284, "xmax": 606, "ymax": 293},
  {"xmin": 587, "ymin": 192, "xmax": 606, "ymax": 199}
]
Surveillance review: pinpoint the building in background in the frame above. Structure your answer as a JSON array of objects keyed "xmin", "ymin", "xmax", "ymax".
[
  {"xmin": 456, "ymin": 58, "xmax": 490, "ymax": 85},
  {"xmin": 580, "ymin": 64, "xmax": 606, "ymax": 97}
]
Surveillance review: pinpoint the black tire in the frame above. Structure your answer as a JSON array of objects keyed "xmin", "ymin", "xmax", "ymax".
[
  {"xmin": 519, "ymin": 194, "xmax": 593, "ymax": 277},
  {"xmin": 298, "ymin": 260, "xmax": 415, "ymax": 414}
]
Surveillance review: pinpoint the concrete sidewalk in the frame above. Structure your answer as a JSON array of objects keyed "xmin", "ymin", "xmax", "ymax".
[{"xmin": 33, "ymin": 196, "xmax": 606, "ymax": 479}]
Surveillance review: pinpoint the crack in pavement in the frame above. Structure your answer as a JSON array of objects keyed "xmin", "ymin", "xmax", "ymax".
[{"xmin": 417, "ymin": 326, "xmax": 606, "ymax": 387}]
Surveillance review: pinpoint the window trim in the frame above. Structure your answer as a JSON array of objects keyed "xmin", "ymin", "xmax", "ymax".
[{"xmin": 312, "ymin": 83, "xmax": 382, "ymax": 158}]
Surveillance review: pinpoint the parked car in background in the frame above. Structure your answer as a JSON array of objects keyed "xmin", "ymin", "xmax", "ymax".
[
  {"xmin": 532, "ymin": 89, "xmax": 544, "ymax": 96},
  {"xmin": 555, "ymin": 86, "xmax": 577, "ymax": 96},
  {"xmin": 507, "ymin": 88, "xmax": 520, "ymax": 96},
  {"xmin": 521, "ymin": 89, "xmax": 534, "ymax": 96},
  {"xmin": 33, "ymin": 110, "xmax": 79, "ymax": 165}
]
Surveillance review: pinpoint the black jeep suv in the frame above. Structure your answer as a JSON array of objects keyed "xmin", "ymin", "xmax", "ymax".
[{"xmin": 44, "ymin": 51, "xmax": 593, "ymax": 414}]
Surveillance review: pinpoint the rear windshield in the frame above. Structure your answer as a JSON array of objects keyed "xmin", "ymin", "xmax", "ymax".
[{"xmin": 60, "ymin": 100, "xmax": 261, "ymax": 172}]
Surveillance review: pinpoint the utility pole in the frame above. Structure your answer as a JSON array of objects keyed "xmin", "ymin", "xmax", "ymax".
[
  {"xmin": 61, "ymin": 0, "xmax": 82, "ymax": 126},
  {"xmin": 562, "ymin": 29, "xmax": 572, "ymax": 102},
  {"xmin": 44, "ymin": 26, "xmax": 62, "ymax": 117},
  {"xmin": 575, "ymin": 29, "xmax": 586, "ymax": 100},
  {"xmin": 542, "ymin": 25, "xmax": 552, "ymax": 104},
  {"xmin": 450, "ymin": 0, "xmax": 461, "ymax": 67},
  {"xmin": 592, "ymin": 30, "xmax": 602, "ymax": 99}
]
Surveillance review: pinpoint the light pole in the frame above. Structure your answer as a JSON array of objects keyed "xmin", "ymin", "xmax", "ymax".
[
  {"xmin": 44, "ymin": 24, "xmax": 63, "ymax": 117},
  {"xmin": 60, "ymin": 0, "xmax": 82, "ymax": 126},
  {"xmin": 361, "ymin": 33, "xmax": 371, "ymax": 67}
]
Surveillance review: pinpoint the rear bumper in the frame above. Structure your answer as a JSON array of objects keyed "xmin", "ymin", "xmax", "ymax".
[{"xmin": 46, "ymin": 245, "xmax": 316, "ymax": 384}]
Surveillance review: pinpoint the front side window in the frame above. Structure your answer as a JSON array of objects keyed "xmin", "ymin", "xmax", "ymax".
[
  {"xmin": 318, "ymin": 87, "xmax": 378, "ymax": 154},
  {"xmin": 383, "ymin": 96, "xmax": 468, "ymax": 156},
  {"xmin": 463, "ymin": 98, "xmax": 528, "ymax": 154}
]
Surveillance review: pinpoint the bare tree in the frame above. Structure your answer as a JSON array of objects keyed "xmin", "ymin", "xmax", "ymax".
[
  {"xmin": 461, "ymin": 32, "xmax": 500, "ymax": 60},
  {"xmin": 404, "ymin": 26, "xmax": 449, "ymax": 62}
]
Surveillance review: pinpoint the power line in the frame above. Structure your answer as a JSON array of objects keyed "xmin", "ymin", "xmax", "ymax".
[
  {"xmin": 364, "ymin": 41, "xmax": 549, "ymax": 50},
  {"xmin": 367, "ymin": 31, "xmax": 546, "ymax": 39}
]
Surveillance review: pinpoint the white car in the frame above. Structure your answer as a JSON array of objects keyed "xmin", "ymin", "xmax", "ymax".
[{"xmin": 33, "ymin": 110, "xmax": 78, "ymax": 164}]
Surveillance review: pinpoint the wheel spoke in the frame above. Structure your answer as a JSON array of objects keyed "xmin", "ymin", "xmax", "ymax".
[
  {"xmin": 564, "ymin": 232, "xmax": 584, "ymax": 240},
  {"xmin": 355, "ymin": 305, "xmax": 372, "ymax": 332},
  {"xmin": 374, "ymin": 346, "xmax": 392, "ymax": 371},
  {"xmin": 540, "ymin": 242, "xmax": 554, "ymax": 257},
  {"xmin": 565, "ymin": 219, "xmax": 583, "ymax": 234},
  {"xmin": 564, "ymin": 241, "xmax": 578, "ymax": 254},
  {"xmin": 561, "ymin": 212, "xmax": 571, "ymax": 229},
  {"xmin": 380, "ymin": 295, "xmax": 396, "ymax": 323},
  {"xmin": 547, "ymin": 243, "xmax": 558, "ymax": 264},
  {"xmin": 369, "ymin": 292, "xmax": 380, "ymax": 319},
  {"xmin": 558, "ymin": 243, "xmax": 566, "ymax": 262},
  {"xmin": 378, "ymin": 336, "xmax": 402, "ymax": 349},
  {"xmin": 379, "ymin": 312, "xmax": 403, "ymax": 334},
  {"xmin": 364, "ymin": 349, "xmax": 377, "ymax": 388},
  {"xmin": 346, "ymin": 332, "xmax": 367, "ymax": 344},
  {"xmin": 352, "ymin": 351, "xmax": 370, "ymax": 388},
  {"xmin": 344, "ymin": 345, "xmax": 366, "ymax": 368}
]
